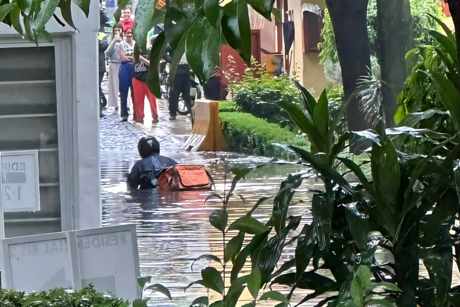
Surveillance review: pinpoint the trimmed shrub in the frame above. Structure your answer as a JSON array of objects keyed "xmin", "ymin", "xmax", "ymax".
[
  {"xmin": 0, "ymin": 285, "xmax": 128, "ymax": 306},
  {"xmin": 218, "ymin": 100, "xmax": 239, "ymax": 113},
  {"xmin": 219, "ymin": 112, "xmax": 310, "ymax": 160}
]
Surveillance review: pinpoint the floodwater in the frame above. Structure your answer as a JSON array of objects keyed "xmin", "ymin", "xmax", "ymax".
[
  {"xmin": 99, "ymin": 99, "xmax": 459, "ymax": 306},
  {"xmin": 100, "ymin": 99, "xmax": 318, "ymax": 306}
]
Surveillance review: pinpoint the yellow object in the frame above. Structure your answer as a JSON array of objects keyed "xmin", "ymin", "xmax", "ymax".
[
  {"xmin": 265, "ymin": 53, "xmax": 283, "ymax": 78},
  {"xmin": 98, "ymin": 32, "xmax": 108, "ymax": 40},
  {"xmin": 183, "ymin": 100, "xmax": 229, "ymax": 152}
]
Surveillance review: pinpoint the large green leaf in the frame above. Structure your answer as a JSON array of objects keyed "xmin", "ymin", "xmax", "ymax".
[
  {"xmin": 344, "ymin": 203, "xmax": 369, "ymax": 251},
  {"xmin": 247, "ymin": 267, "xmax": 261, "ymax": 299},
  {"xmin": 17, "ymin": 0, "xmax": 31, "ymax": 12},
  {"xmin": 168, "ymin": 33, "xmax": 186, "ymax": 87},
  {"xmin": 257, "ymin": 235, "xmax": 285, "ymax": 284},
  {"xmin": 260, "ymin": 291, "xmax": 288, "ymax": 302},
  {"xmin": 191, "ymin": 296, "xmax": 209, "ymax": 306},
  {"xmin": 243, "ymin": 0, "xmax": 273, "ymax": 20},
  {"xmin": 294, "ymin": 80, "xmax": 317, "ymax": 116},
  {"xmin": 185, "ymin": 280, "xmax": 205, "ymax": 292},
  {"xmin": 201, "ymin": 267, "xmax": 224, "ymax": 295},
  {"xmin": 312, "ymin": 193, "xmax": 333, "ymax": 250},
  {"xmin": 186, "ymin": 16, "xmax": 222, "ymax": 83},
  {"xmin": 295, "ymin": 224, "xmax": 315, "ymax": 279},
  {"xmin": 204, "ymin": 0, "xmax": 219, "ymax": 27},
  {"xmin": 164, "ymin": 0, "xmax": 197, "ymax": 50},
  {"xmin": 145, "ymin": 284, "xmax": 172, "ymax": 300},
  {"xmin": 8, "ymin": 4, "xmax": 22, "ymax": 35},
  {"xmin": 58, "ymin": 0, "xmax": 76, "ymax": 30},
  {"xmin": 272, "ymin": 174, "xmax": 303, "ymax": 235},
  {"xmin": 133, "ymin": 0, "xmax": 158, "ymax": 52},
  {"xmin": 191, "ymin": 254, "xmax": 223, "ymax": 271},
  {"xmin": 138, "ymin": 276, "xmax": 152, "ymax": 288},
  {"xmin": 147, "ymin": 31, "xmax": 168, "ymax": 97},
  {"xmin": 221, "ymin": 0, "xmax": 251, "ymax": 65},
  {"xmin": 428, "ymin": 29, "xmax": 458, "ymax": 66},
  {"xmin": 225, "ymin": 275, "xmax": 249, "ymax": 307},
  {"xmin": 277, "ymin": 101, "xmax": 323, "ymax": 152},
  {"xmin": 337, "ymin": 157, "xmax": 374, "ymax": 195},
  {"xmin": 350, "ymin": 266, "xmax": 371, "ymax": 307},
  {"xmin": 422, "ymin": 189, "xmax": 460, "ymax": 246},
  {"xmin": 247, "ymin": 196, "xmax": 272, "ymax": 216},
  {"xmin": 228, "ymin": 215, "xmax": 268, "ymax": 234},
  {"xmin": 399, "ymin": 109, "xmax": 450, "ymax": 128},
  {"xmin": 31, "ymin": 0, "xmax": 60, "ymax": 39},
  {"xmin": 427, "ymin": 71, "xmax": 460, "ymax": 130},
  {"xmin": 72, "ymin": 0, "xmax": 90, "ymax": 17},
  {"xmin": 422, "ymin": 246, "xmax": 453, "ymax": 307},
  {"xmin": 209, "ymin": 209, "xmax": 228, "ymax": 232},
  {"xmin": 289, "ymin": 146, "xmax": 354, "ymax": 194},
  {"xmin": 296, "ymin": 271, "xmax": 337, "ymax": 292},
  {"xmin": 313, "ymin": 89, "xmax": 330, "ymax": 142},
  {"xmin": 231, "ymin": 231, "xmax": 269, "ymax": 282},
  {"xmin": 428, "ymin": 13, "xmax": 456, "ymax": 44},
  {"xmin": 224, "ymin": 231, "xmax": 244, "ymax": 263}
]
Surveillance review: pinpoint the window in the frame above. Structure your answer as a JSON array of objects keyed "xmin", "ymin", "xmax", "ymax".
[{"xmin": 303, "ymin": 11, "xmax": 322, "ymax": 53}]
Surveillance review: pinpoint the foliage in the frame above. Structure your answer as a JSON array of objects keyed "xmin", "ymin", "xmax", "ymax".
[
  {"xmin": 0, "ymin": 285, "xmax": 128, "ymax": 306},
  {"xmin": 219, "ymin": 111, "xmax": 310, "ymax": 160},
  {"xmin": 395, "ymin": 15, "xmax": 459, "ymax": 154},
  {"xmin": 194, "ymin": 66, "xmax": 460, "ymax": 307},
  {"xmin": 227, "ymin": 58, "xmax": 301, "ymax": 129},
  {"xmin": 319, "ymin": 0, "xmax": 443, "ymax": 66},
  {"xmin": 218, "ymin": 100, "xmax": 240, "ymax": 113}
]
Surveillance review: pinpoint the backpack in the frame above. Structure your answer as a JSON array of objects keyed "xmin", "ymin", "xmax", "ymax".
[
  {"xmin": 138, "ymin": 160, "xmax": 158, "ymax": 189},
  {"xmin": 158, "ymin": 165, "xmax": 214, "ymax": 191}
]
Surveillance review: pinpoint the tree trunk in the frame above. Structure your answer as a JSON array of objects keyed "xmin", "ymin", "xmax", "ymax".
[
  {"xmin": 447, "ymin": 0, "xmax": 460, "ymax": 67},
  {"xmin": 377, "ymin": 0, "xmax": 413, "ymax": 127},
  {"xmin": 325, "ymin": 0, "xmax": 371, "ymax": 151}
]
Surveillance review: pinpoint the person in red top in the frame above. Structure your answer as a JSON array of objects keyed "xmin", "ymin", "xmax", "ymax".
[{"xmin": 120, "ymin": 5, "xmax": 133, "ymax": 31}]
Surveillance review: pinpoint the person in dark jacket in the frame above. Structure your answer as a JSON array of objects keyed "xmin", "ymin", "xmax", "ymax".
[{"xmin": 127, "ymin": 136, "xmax": 178, "ymax": 189}]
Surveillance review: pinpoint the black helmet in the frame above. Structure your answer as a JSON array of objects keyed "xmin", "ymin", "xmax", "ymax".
[{"xmin": 138, "ymin": 136, "xmax": 160, "ymax": 158}]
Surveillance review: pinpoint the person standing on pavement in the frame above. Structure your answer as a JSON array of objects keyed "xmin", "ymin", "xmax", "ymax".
[
  {"xmin": 167, "ymin": 50, "xmax": 191, "ymax": 121},
  {"xmin": 98, "ymin": 6, "xmax": 109, "ymax": 118},
  {"xmin": 118, "ymin": 27, "xmax": 135, "ymax": 122},
  {"xmin": 133, "ymin": 36, "xmax": 159, "ymax": 124},
  {"xmin": 105, "ymin": 24, "xmax": 124, "ymax": 114},
  {"xmin": 119, "ymin": 5, "xmax": 134, "ymax": 31}
]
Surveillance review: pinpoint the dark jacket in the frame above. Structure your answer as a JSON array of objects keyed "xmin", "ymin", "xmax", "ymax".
[
  {"xmin": 99, "ymin": 40, "xmax": 109, "ymax": 72},
  {"xmin": 127, "ymin": 155, "xmax": 178, "ymax": 189}
]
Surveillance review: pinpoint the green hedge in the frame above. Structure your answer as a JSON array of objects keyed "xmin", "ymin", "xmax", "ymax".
[
  {"xmin": 219, "ymin": 100, "xmax": 239, "ymax": 113},
  {"xmin": 219, "ymin": 112, "xmax": 310, "ymax": 160},
  {"xmin": 0, "ymin": 285, "xmax": 127, "ymax": 306}
]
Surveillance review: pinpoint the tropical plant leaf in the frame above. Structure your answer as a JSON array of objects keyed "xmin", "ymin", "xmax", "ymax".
[
  {"xmin": 313, "ymin": 89, "xmax": 330, "ymax": 143},
  {"xmin": 260, "ymin": 291, "xmax": 288, "ymax": 302},
  {"xmin": 350, "ymin": 266, "xmax": 371, "ymax": 307},
  {"xmin": 428, "ymin": 29, "xmax": 458, "ymax": 66},
  {"xmin": 164, "ymin": 0, "xmax": 196, "ymax": 50},
  {"xmin": 145, "ymin": 284, "xmax": 172, "ymax": 300},
  {"xmin": 344, "ymin": 203, "xmax": 369, "ymax": 251},
  {"xmin": 22, "ymin": 297, "xmax": 51, "ymax": 307},
  {"xmin": 191, "ymin": 254, "xmax": 223, "ymax": 271},
  {"xmin": 185, "ymin": 280, "xmax": 206, "ymax": 292},
  {"xmin": 243, "ymin": 0, "xmax": 273, "ymax": 20},
  {"xmin": 295, "ymin": 224, "xmax": 315, "ymax": 279},
  {"xmin": 32, "ymin": 0, "xmax": 60, "ymax": 37},
  {"xmin": 221, "ymin": 0, "xmax": 251, "ymax": 65},
  {"xmin": 202, "ymin": 267, "xmax": 224, "ymax": 295},
  {"xmin": 247, "ymin": 267, "xmax": 261, "ymax": 299},
  {"xmin": 294, "ymin": 80, "xmax": 316, "ymax": 116},
  {"xmin": 58, "ymin": 0, "xmax": 76, "ymax": 30},
  {"xmin": 210, "ymin": 301, "xmax": 225, "ymax": 307},
  {"xmin": 225, "ymin": 275, "xmax": 248, "ymax": 307},
  {"xmin": 133, "ymin": 0, "xmax": 158, "ymax": 52},
  {"xmin": 191, "ymin": 296, "xmax": 209, "ymax": 306},
  {"xmin": 428, "ymin": 13, "xmax": 456, "ymax": 44},
  {"xmin": 270, "ymin": 258, "xmax": 295, "ymax": 280},
  {"xmin": 369, "ymin": 282, "xmax": 401, "ymax": 292},
  {"xmin": 228, "ymin": 215, "xmax": 268, "ymax": 234},
  {"xmin": 337, "ymin": 157, "xmax": 373, "ymax": 194},
  {"xmin": 138, "ymin": 276, "xmax": 152, "ymax": 288},
  {"xmin": 186, "ymin": 15, "xmax": 222, "ymax": 83},
  {"xmin": 426, "ymin": 71, "xmax": 460, "ymax": 130},
  {"xmin": 272, "ymin": 174, "xmax": 303, "ymax": 235},
  {"xmin": 398, "ymin": 109, "xmax": 450, "ymax": 128},
  {"xmin": 224, "ymin": 231, "xmax": 245, "ymax": 263},
  {"xmin": 209, "ymin": 209, "xmax": 228, "ymax": 232},
  {"xmin": 133, "ymin": 298, "xmax": 150, "ymax": 307},
  {"xmin": 168, "ymin": 33, "xmax": 186, "ymax": 87},
  {"xmin": 312, "ymin": 193, "xmax": 333, "ymax": 251},
  {"xmin": 204, "ymin": 0, "xmax": 220, "ymax": 27},
  {"xmin": 72, "ymin": 0, "xmax": 90, "ymax": 17},
  {"xmin": 296, "ymin": 271, "xmax": 337, "ymax": 292},
  {"xmin": 147, "ymin": 31, "xmax": 167, "ymax": 97},
  {"xmin": 247, "ymin": 196, "xmax": 272, "ymax": 216},
  {"xmin": 231, "ymin": 231, "xmax": 269, "ymax": 282},
  {"xmin": 257, "ymin": 234, "xmax": 285, "ymax": 284}
]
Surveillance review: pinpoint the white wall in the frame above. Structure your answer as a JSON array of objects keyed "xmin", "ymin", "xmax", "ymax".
[{"xmin": 0, "ymin": 2, "xmax": 101, "ymax": 230}]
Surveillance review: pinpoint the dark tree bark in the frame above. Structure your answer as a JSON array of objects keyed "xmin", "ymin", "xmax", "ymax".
[
  {"xmin": 326, "ymin": 0, "xmax": 371, "ymax": 150},
  {"xmin": 377, "ymin": 0, "xmax": 413, "ymax": 127}
]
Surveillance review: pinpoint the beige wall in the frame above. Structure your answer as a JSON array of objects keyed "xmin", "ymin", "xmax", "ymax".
[{"xmin": 289, "ymin": 0, "xmax": 329, "ymax": 96}]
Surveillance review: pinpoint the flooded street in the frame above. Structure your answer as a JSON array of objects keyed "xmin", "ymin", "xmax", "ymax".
[{"xmin": 99, "ymin": 100, "xmax": 314, "ymax": 306}]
